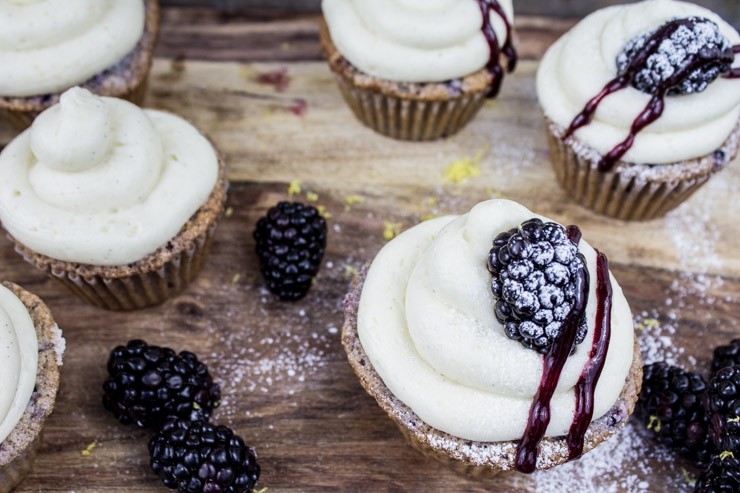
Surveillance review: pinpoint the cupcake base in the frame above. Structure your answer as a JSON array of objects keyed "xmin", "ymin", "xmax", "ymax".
[
  {"xmin": 546, "ymin": 117, "xmax": 740, "ymax": 221},
  {"xmin": 0, "ymin": 0, "xmax": 160, "ymax": 131},
  {"xmin": 8, "ymin": 152, "xmax": 228, "ymax": 311},
  {"xmin": 342, "ymin": 266, "xmax": 642, "ymax": 477},
  {"xmin": 319, "ymin": 19, "xmax": 495, "ymax": 141},
  {"xmin": 0, "ymin": 282, "xmax": 63, "ymax": 493}
]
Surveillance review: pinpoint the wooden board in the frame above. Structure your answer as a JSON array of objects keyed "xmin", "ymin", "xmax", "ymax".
[{"xmin": 1, "ymin": 12, "xmax": 739, "ymax": 493}]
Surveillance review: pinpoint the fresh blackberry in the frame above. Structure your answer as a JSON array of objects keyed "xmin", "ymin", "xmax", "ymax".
[
  {"xmin": 616, "ymin": 17, "xmax": 734, "ymax": 95},
  {"xmin": 704, "ymin": 365, "xmax": 740, "ymax": 454},
  {"xmin": 103, "ymin": 340, "xmax": 221, "ymax": 429},
  {"xmin": 637, "ymin": 362, "xmax": 714, "ymax": 467},
  {"xmin": 487, "ymin": 218, "xmax": 588, "ymax": 353},
  {"xmin": 712, "ymin": 339, "xmax": 740, "ymax": 375},
  {"xmin": 693, "ymin": 454, "xmax": 740, "ymax": 493},
  {"xmin": 150, "ymin": 419, "xmax": 260, "ymax": 493},
  {"xmin": 253, "ymin": 201, "xmax": 327, "ymax": 301}
]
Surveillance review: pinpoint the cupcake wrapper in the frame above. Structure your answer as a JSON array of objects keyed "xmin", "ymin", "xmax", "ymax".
[
  {"xmin": 13, "ymin": 221, "xmax": 218, "ymax": 311},
  {"xmin": 546, "ymin": 117, "xmax": 739, "ymax": 221},
  {"xmin": 0, "ymin": 75, "xmax": 150, "ymax": 132},
  {"xmin": 0, "ymin": 432, "xmax": 42, "ymax": 493},
  {"xmin": 332, "ymin": 73, "xmax": 487, "ymax": 141}
]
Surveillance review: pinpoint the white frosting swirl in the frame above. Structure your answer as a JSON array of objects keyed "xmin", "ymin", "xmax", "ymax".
[
  {"xmin": 0, "ymin": 0, "xmax": 145, "ymax": 97},
  {"xmin": 0, "ymin": 87, "xmax": 219, "ymax": 266},
  {"xmin": 358, "ymin": 200, "xmax": 635, "ymax": 441},
  {"xmin": 537, "ymin": 0, "xmax": 740, "ymax": 165},
  {"xmin": 322, "ymin": 0, "xmax": 513, "ymax": 82},
  {"xmin": 0, "ymin": 284, "xmax": 38, "ymax": 444}
]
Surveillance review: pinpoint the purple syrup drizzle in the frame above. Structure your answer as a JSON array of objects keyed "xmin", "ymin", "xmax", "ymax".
[
  {"xmin": 566, "ymin": 251, "xmax": 613, "ymax": 460},
  {"xmin": 563, "ymin": 19, "xmax": 738, "ymax": 171},
  {"xmin": 476, "ymin": 0, "xmax": 518, "ymax": 98},
  {"xmin": 514, "ymin": 225, "xmax": 589, "ymax": 474}
]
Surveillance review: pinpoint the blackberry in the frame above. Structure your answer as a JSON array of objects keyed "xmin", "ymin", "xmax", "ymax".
[
  {"xmin": 704, "ymin": 365, "xmax": 740, "ymax": 454},
  {"xmin": 694, "ymin": 454, "xmax": 740, "ymax": 493},
  {"xmin": 253, "ymin": 201, "xmax": 327, "ymax": 301},
  {"xmin": 637, "ymin": 362, "xmax": 714, "ymax": 467},
  {"xmin": 150, "ymin": 419, "xmax": 260, "ymax": 493},
  {"xmin": 712, "ymin": 339, "xmax": 740, "ymax": 375},
  {"xmin": 103, "ymin": 340, "xmax": 220, "ymax": 429},
  {"xmin": 616, "ymin": 17, "xmax": 734, "ymax": 95},
  {"xmin": 487, "ymin": 218, "xmax": 588, "ymax": 353}
]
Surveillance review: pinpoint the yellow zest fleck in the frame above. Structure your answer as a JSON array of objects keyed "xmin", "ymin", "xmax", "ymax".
[
  {"xmin": 81, "ymin": 440, "xmax": 98, "ymax": 457},
  {"xmin": 442, "ymin": 146, "xmax": 488, "ymax": 186},
  {"xmin": 424, "ymin": 197, "xmax": 438, "ymax": 207},
  {"xmin": 485, "ymin": 186, "xmax": 503, "ymax": 199},
  {"xmin": 647, "ymin": 415, "xmax": 661, "ymax": 433},
  {"xmin": 263, "ymin": 109, "xmax": 273, "ymax": 118},
  {"xmin": 484, "ymin": 99, "xmax": 495, "ymax": 108},
  {"xmin": 383, "ymin": 222, "xmax": 403, "ymax": 241},
  {"xmin": 231, "ymin": 274, "xmax": 241, "ymax": 285},
  {"xmin": 225, "ymin": 207, "xmax": 234, "ymax": 218},
  {"xmin": 193, "ymin": 402, "xmax": 202, "ymax": 411},
  {"xmin": 317, "ymin": 205, "xmax": 332, "ymax": 219},
  {"xmin": 254, "ymin": 488, "xmax": 269, "ymax": 493},
  {"xmin": 288, "ymin": 180, "xmax": 302, "ymax": 197},
  {"xmin": 636, "ymin": 318, "xmax": 660, "ymax": 332},
  {"xmin": 343, "ymin": 265, "xmax": 359, "ymax": 280},
  {"xmin": 306, "ymin": 191, "xmax": 319, "ymax": 202},
  {"xmin": 239, "ymin": 66, "xmax": 255, "ymax": 79},
  {"xmin": 344, "ymin": 195, "xmax": 365, "ymax": 210},
  {"xmin": 719, "ymin": 450, "xmax": 735, "ymax": 461},
  {"xmin": 728, "ymin": 415, "xmax": 740, "ymax": 423},
  {"xmin": 171, "ymin": 154, "xmax": 179, "ymax": 162},
  {"xmin": 420, "ymin": 214, "xmax": 437, "ymax": 222},
  {"xmin": 282, "ymin": 41, "xmax": 292, "ymax": 51},
  {"xmin": 680, "ymin": 467, "xmax": 695, "ymax": 485}
]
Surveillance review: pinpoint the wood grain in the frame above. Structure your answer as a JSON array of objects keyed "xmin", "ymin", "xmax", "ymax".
[{"xmin": 0, "ymin": 10, "xmax": 738, "ymax": 493}]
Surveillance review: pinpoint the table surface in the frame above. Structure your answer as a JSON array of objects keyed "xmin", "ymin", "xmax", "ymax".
[{"xmin": 2, "ymin": 9, "xmax": 739, "ymax": 493}]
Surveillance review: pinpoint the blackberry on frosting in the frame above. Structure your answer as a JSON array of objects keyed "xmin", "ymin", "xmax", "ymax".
[
  {"xmin": 487, "ymin": 218, "xmax": 588, "ymax": 353},
  {"xmin": 616, "ymin": 16, "xmax": 734, "ymax": 95}
]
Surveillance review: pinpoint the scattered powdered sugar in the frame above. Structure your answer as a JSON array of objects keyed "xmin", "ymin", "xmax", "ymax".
[{"xmin": 51, "ymin": 324, "xmax": 66, "ymax": 366}]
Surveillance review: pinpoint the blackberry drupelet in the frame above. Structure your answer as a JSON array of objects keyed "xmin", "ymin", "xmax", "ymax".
[
  {"xmin": 103, "ymin": 340, "xmax": 220, "ymax": 429},
  {"xmin": 616, "ymin": 17, "xmax": 734, "ymax": 95},
  {"xmin": 638, "ymin": 362, "xmax": 714, "ymax": 467},
  {"xmin": 253, "ymin": 201, "xmax": 327, "ymax": 301},
  {"xmin": 150, "ymin": 419, "xmax": 260, "ymax": 493},
  {"xmin": 712, "ymin": 339, "xmax": 740, "ymax": 375},
  {"xmin": 693, "ymin": 454, "xmax": 740, "ymax": 493},
  {"xmin": 704, "ymin": 365, "xmax": 740, "ymax": 454},
  {"xmin": 487, "ymin": 218, "xmax": 588, "ymax": 353}
]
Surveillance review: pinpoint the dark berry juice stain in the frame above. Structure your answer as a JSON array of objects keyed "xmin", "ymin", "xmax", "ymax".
[
  {"xmin": 566, "ymin": 251, "xmax": 612, "ymax": 460},
  {"xmin": 286, "ymin": 98, "xmax": 308, "ymax": 117},
  {"xmin": 563, "ymin": 17, "xmax": 738, "ymax": 171},
  {"xmin": 256, "ymin": 67, "xmax": 291, "ymax": 93},
  {"xmin": 476, "ymin": 0, "xmax": 517, "ymax": 97},
  {"xmin": 515, "ymin": 225, "xmax": 590, "ymax": 473}
]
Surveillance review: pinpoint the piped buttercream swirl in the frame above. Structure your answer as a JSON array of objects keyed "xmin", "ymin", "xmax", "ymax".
[
  {"xmin": 0, "ymin": 0, "xmax": 145, "ymax": 97},
  {"xmin": 0, "ymin": 87, "xmax": 219, "ymax": 266},
  {"xmin": 0, "ymin": 284, "xmax": 38, "ymax": 444},
  {"xmin": 537, "ymin": 0, "xmax": 740, "ymax": 165},
  {"xmin": 357, "ymin": 200, "xmax": 634, "ymax": 441},
  {"xmin": 322, "ymin": 0, "xmax": 513, "ymax": 82}
]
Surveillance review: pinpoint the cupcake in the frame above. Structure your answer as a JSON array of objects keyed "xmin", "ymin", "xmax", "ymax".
[
  {"xmin": 320, "ymin": 0, "xmax": 517, "ymax": 141},
  {"xmin": 0, "ymin": 0, "xmax": 160, "ymax": 131},
  {"xmin": 0, "ymin": 281, "xmax": 64, "ymax": 493},
  {"xmin": 537, "ymin": 0, "xmax": 740, "ymax": 221},
  {"xmin": 0, "ymin": 87, "xmax": 227, "ymax": 311},
  {"xmin": 342, "ymin": 199, "xmax": 641, "ymax": 476}
]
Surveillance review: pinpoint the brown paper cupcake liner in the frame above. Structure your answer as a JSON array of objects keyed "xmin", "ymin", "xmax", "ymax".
[
  {"xmin": 546, "ymin": 117, "xmax": 740, "ymax": 221},
  {"xmin": 320, "ymin": 19, "xmax": 494, "ymax": 142},
  {"xmin": 0, "ymin": 282, "xmax": 63, "ymax": 493},
  {"xmin": 8, "ymin": 152, "xmax": 228, "ymax": 311},
  {"xmin": 0, "ymin": 0, "xmax": 160, "ymax": 132},
  {"xmin": 341, "ymin": 266, "xmax": 642, "ymax": 477}
]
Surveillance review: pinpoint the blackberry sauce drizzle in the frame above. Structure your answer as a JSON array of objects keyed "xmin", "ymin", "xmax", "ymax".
[
  {"xmin": 566, "ymin": 251, "xmax": 613, "ymax": 460},
  {"xmin": 563, "ymin": 19, "xmax": 739, "ymax": 171},
  {"xmin": 514, "ymin": 225, "xmax": 590, "ymax": 473},
  {"xmin": 476, "ymin": 0, "xmax": 517, "ymax": 97}
]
